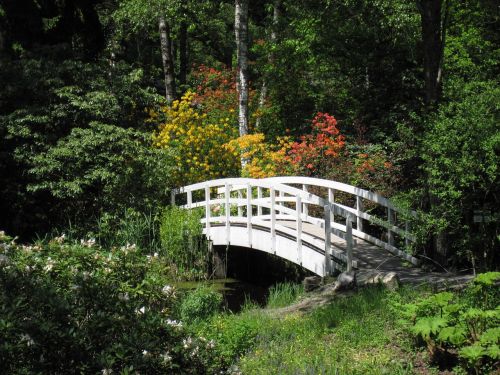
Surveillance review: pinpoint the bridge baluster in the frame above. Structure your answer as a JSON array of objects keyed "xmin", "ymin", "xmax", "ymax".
[
  {"xmin": 170, "ymin": 190, "xmax": 176, "ymax": 206},
  {"xmin": 225, "ymin": 183, "xmax": 230, "ymax": 244},
  {"xmin": 346, "ymin": 216, "xmax": 353, "ymax": 272},
  {"xmin": 387, "ymin": 208, "xmax": 395, "ymax": 247},
  {"xmin": 302, "ymin": 185, "xmax": 309, "ymax": 218},
  {"xmin": 257, "ymin": 187, "xmax": 263, "ymax": 217},
  {"xmin": 324, "ymin": 204, "xmax": 332, "ymax": 275},
  {"xmin": 246, "ymin": 184, "xmax": 252, "ymax": 248},
  {"xmin": 187, "ymin": 190, "xmax": 192, "ymax": 209},
  {"xmin": 356, "ymin": 196, "xmax": 364, "ymax": 232},
  {"xmin": 271, "ymin": 187, "xmax": 276, "ymax": 254},
  {"xmin": 205, "ymin": 186, "xmax": 210, "ymax": 239},
  {"xmin": 296, "ymin": 196, "xmax": 302, "ymax": 265},
  {"xmin": 328, "ymin": 188, "xmax": 335, "ymax": 224},
  {"xmin": 237, "ymin": 190, "xmax": 243, "ymax": 217}
]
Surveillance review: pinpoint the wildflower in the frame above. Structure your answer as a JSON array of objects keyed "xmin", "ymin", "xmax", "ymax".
[
  {"xmin": 160, "ymin": 352, "xmax": 172, "ymax": 364},
  {"xmin": 182, "ymin": 337, "xmax": 193, "ymax": 349},
  {"xmin": 207, "ymin": 339, "xmax": 215, "ymax": 349},
  {"xmin": 20, "ymin": 333, "xmax": 35, "ymax": 347},
  {"xmin": 54, "ymin": 234, "xmax": 66, "ymax": 244},
  {"xmin": 135, "ymin": 306, "xmax": 146, "ymax": 315},
  {"xmin": 165, "ymin": 319, "xmax": 182, "ymax": 328},
  {"xmin": 162, "ymin": 285, "xmax": 174, "ymax": 296},
  {"xmin": 101, "ymin": 369, "xmax": 113, "ymax": 375},
  {"xmin": 118, "ymin": 292, "xmax": 130, "ymax": 302},
  {"xmin": 80, "ymin": 238, "xmax": 96, "ymax": 247},
  {"xmin": 142, "ymin": 349, "xmax": 149, "ymax": 357}
]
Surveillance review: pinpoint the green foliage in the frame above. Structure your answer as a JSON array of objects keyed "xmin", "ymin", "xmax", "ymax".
[
  {"xmin": 159, "ymin": 207, "xmax": 208, "ymax": 279},
  {"xmin": 392, "ymin": 273, "xmax": 500, "ymax": 373},
  {"xmin": 179, "ymin": 286, "xmax": 223, "ymax": 324},
  {"xmin": 0, "ymin": 233, "xmax": 219, "ymax": 374},
  {"xmin": 28, "ymin": 122, "xmax": 173, "ymax": 216},
  {"xmin": 266, "ymin": 282, "xmax": 304, "ymax": 309}
]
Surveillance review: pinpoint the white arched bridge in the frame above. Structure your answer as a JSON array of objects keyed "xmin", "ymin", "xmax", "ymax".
[{"xmin": 172, "ymin": 177, "xmax": 420, "ymax": 277}]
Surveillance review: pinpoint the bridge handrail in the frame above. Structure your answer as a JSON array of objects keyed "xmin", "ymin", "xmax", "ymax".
[{"xmin": 172, "ymin": 176, "xmax": 420, "ymax": 274}]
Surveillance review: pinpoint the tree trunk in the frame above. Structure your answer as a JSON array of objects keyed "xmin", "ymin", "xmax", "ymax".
[
  {"xmin": 256, "ymin": 0, "xmax": 281, "ymax": 130},
  {"xmin": 417, "ymin": 0, "xmax": 448, "ymax": 106},
  {"xmin": 158, "ymin": 16, "xmax": 176, "ymax": 103},
  {"xmin": 179, "ymin": 20, "xmax": 188, "ymax": 86},
  {"xmin": 235, "ymin": 0, "xmax": 249, "ymax": 139}
]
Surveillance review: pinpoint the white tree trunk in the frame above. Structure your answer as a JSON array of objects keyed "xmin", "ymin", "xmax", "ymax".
[{"xmin": 235, "ymin": 0, "xmax": 249, "ymax": 138}]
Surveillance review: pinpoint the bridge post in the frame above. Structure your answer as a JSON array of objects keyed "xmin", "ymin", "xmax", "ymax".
[
  {"xmin": 205, "ymin": 186, "xmax": 211, "ymax": 239},
  {"xmin": 237, "ymin": 190, "xmax": 243, "ymax": 217},
  {"xmin": 356, "ymin": 196, "xmax": 363, "ymax": 232},
  {"xmin": 346, "ymin": 216, "xmax": 353, "ymax": 272},
  {"xmin": 225, "ymin": 183, "xmax": 230, "ymax": 244},
  {"xmin": 170, "ymin": 190, "xmax": 176, "ymax": 206},
  {"xmin": 296, "ymin": 196, "xmax": 303, "ymax": 265},
  {"xmin": 187, "ymin": 190, "xmax": 192, "ymax": 208},
  {"xmin": 246, "ymin": 184, "xmax": 252, "ymax": 248},
  {"xmin": 328, "ymin": 188, "xmax": 335, "ymax": 223},
  {"xmin": 324, "ymin": 204, "xmax": 332, "ymax": 275},
  {"xmin": 302, "ymin": 185, "xmax": 309, "ymax": 218},
  {"xmin": 387, "ymin": 208, "xmax": 395, "ymax": 247},
  {"xmin": 257, "ymin": 187, "xmax": 263, "ymax": 217},
  {"xmin": 270, "ymin": 187, "xmax": 276, "ymax": 254}
]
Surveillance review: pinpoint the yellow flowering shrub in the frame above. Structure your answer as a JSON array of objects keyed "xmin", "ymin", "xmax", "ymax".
[
  {"xmin": 224, "ymin": 133, "xmax": 292, "ymax": 178},
  {"xmin": 152, "ymin": 91, "xmax": 239, "ymax": 186}
]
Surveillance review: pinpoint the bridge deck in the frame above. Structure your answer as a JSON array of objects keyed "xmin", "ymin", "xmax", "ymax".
[{"xmin": 277, "ymin": 220, "xmax": 472, "ymax": 285}]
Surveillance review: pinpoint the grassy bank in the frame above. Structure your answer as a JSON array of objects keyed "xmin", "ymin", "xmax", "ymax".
[{"xmin": 194, "ymin": 286, "xmax": 420, "ymax": 374}]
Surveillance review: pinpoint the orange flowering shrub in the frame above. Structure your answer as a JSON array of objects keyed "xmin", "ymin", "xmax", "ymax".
[
  {"xmin": 284, "ymin": 112, "xmax": 346, "ymax": 175},
  {"xmin": 152, "ymin": 91, "xmax": 239, "ymax": 186}
]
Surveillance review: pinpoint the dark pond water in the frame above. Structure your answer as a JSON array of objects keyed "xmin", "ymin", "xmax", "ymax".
[{"xmin": 173, "ymin": 278, "xmax": 272, "ymax": 313}]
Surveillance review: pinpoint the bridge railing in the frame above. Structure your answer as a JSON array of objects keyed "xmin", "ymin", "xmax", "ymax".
[{"xmin": 172, "ymin": 177, "xmax": 360, "ymax": 273}]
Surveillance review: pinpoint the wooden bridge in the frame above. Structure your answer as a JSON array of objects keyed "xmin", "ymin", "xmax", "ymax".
[{"xmin": 172, "ymin": 176, "xmax": 422, "ymax": 277}]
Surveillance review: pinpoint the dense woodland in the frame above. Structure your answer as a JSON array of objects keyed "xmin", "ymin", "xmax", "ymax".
[{"xmin": 0, "ymin": 0, "xmax": 498, "ymax": 270}]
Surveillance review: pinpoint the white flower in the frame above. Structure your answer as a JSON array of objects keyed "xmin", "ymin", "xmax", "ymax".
[
  {"xmin": 101, "ymin": 369, "xmax": 113, "ymax": 375},
  {"xmin": 118, "ymin": 292, "xmax": 129, "ymax": 301},
  {"xmin": 135, "ymin": 306, "xmax": 146, "ymax": 315},
  {"xmin": 80, "ymin": 238, "xmax": 96, "ymax": 248},
  {"xmin": 0, "ymin": 254, "xmax": 10, "ymax": 267},
  {"xmin": 182, "ymin": 337, "xmax": 193, "ymax": 349},
  {"xmin": 43, "ymin": 257, "xmax": 55, "ymax": 272},
  {"xmin": 54, "ymin": 234, "xmax": 66, "ymax": 244},
  {"xmin": 153, "ymin": 252, "xmax": 159, "ymax": 258},
  {"xmin": 20, "ymin": 333, "xmax": 35, "ymax": 347},
  {"xmin": 160, "ymin": 352, "xmax": 172, "ymax": 363},
  {"xmin": 162, "ymin": 285, "xmax": 175, "ymax": 296},
  {"xmin": 142, "ymin": 349, "xmax": 149, "ymax": 357},
  {"xmin": 165, "ymin": 319, "xmax": 182, "ymax": 328}
]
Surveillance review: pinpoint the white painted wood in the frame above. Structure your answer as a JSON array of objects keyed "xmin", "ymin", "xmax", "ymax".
[
  {"xmin": 225, "ymin": 183, "xmax": 230, "ymax": 244},
  {"xmin": 328, "ymin": 188, "xmax": 335, "ymax": 224},
  {"xmin": 171, "ymin": 190, "xmax": 176, "ymax": 206},
  {"xmin": 173, "ymin": 176, "xmax": 420, "ymax": 275},
  {"xmin": 296, "ymin": 196, "xmax": 302, "ymax": 264},
  {"xmin": 246, "ymin": 184, "xmax": 252, "ymax": 247},
  {"xmin": 270, "ymin": 187, "xmax": 276, "ymax": 254},
  {"xmin": 302, "ymin": 185, "xmax": 309, "ymax": 217},
  {"xmin": 346, "ymin": 216, "xmax": 353, "ymax": 272},
  {"xmin": 257, "ymin": 187, "xmax": 263, "ymax": 217},
  {"xmin": 205, "ymin": 186, "xmax": 211, "ymax": 239},
  {"xmin": 356, "ymin": 195, "xmax": 363, "ymax": 232},
  {"xmin": 324, "ymin": 204, "xmax": 332, "ymax": 276}
]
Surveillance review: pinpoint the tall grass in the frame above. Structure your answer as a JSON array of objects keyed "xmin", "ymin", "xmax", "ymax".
[
  {"xmin": 266, "ymin": 282, "xmax": 304, "ymax": 308},
  {"xmin": 159, "ymin": 206, "xmax": 208, "ymax": 278}
]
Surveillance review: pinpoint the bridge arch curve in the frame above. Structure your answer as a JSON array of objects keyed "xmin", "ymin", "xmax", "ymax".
[{"xmin": 172, "ymin": 177, "xmax": 419, "ymax": 277}]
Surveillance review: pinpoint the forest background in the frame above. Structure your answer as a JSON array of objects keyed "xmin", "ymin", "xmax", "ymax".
[{"xmin": 0, "ymin": 0, "xmax": 498, "ymax": 271}]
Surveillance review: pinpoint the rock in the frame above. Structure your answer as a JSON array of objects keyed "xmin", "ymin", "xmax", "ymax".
[
  {"xmin": 303, "ymin": 276, "xmax": 322, "ymax": 292},
  {"xmin": 359, "ymin": 270, "xmax": 400, "ymax": 290},
  {"xmin": 333, "ymin": 271, "xmax": 357, "ymax": 291}
]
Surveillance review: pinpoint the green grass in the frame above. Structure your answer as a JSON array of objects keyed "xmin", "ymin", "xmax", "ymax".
[
  {"xmin": 266, "ymin": 282, "xmax": 304, "ymax": 308},
  {"xmin": 196, "ymin": 286, "xmax": 423, "ymax": 374}
]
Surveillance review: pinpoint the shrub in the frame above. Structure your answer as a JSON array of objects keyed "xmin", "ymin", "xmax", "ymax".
[
  {"xmin": 180, "ymin": 286, "xmax": 223, "ymax": 324},
  {"xmin": 392, "ymin": 272, "xmax": 500, "ymax": 374},
  {"xmin": 0, "ymin": 232, "xmax": 220, "ymax": 374}
]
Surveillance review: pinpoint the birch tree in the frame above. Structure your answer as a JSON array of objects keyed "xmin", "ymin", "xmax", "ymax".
[{"xmin": 235, "ymin": 0, "xmax": 249, "ymax": 138}]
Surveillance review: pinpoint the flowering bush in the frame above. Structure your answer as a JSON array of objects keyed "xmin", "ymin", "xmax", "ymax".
[
  {"xmin": 0, "ymin": 231, "xmax": 220, "ymax": 374},
  {"xmin": 224, "ymin": 133, "xmax": 292, "ymax": 178},
  {"xmin": 152, "ymin": 91, "xmax": 239, "ymax": 186}
]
